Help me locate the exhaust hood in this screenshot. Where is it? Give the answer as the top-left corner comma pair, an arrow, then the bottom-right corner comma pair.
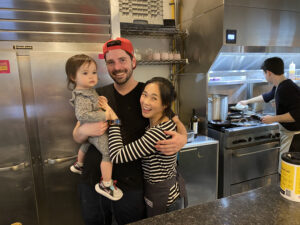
183,0 -> 300,75
0,0 -> 111,42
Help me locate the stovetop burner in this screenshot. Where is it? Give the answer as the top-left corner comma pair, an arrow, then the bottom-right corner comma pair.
208,117 -> 277,134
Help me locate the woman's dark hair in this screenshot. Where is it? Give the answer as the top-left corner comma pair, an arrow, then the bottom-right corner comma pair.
261,57 -> 284,75
65,54 -> 97,90
144,77 -> 177,119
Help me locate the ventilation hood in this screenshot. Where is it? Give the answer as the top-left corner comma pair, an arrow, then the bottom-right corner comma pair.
0,0 -> 112,43
183,0 -> 300,75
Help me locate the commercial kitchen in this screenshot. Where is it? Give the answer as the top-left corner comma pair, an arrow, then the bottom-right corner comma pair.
0,0 -> 300,225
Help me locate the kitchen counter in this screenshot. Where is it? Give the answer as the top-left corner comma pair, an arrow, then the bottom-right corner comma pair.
183,135 -> 218,149
129,185 -> 300,225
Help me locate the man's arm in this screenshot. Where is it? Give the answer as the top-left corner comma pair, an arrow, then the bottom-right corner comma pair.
155,115 -> 187,155
73,121 -> 108,144
262,112 -> 295,124
239,95 -> 264,105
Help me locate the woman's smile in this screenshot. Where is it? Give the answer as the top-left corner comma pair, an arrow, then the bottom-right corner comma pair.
140,83 -> 166,126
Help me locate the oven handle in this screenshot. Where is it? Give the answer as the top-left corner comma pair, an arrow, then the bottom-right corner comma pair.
232,147 -> 278,157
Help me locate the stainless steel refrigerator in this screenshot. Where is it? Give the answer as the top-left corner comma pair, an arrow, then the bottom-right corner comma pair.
0,0 -> 113,224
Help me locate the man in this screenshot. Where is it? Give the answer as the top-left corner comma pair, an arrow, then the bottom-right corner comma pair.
73,37 -> 187,225
239,57 -> 300,172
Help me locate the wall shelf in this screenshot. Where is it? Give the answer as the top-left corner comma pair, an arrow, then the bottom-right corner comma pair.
120,22 -> 184,37
137,59 -> 188,65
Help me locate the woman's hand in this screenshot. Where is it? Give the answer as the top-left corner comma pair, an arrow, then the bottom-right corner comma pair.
98,96 -> 108,110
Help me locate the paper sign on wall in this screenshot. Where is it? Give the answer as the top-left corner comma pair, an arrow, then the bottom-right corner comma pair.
0,60 -> 10,73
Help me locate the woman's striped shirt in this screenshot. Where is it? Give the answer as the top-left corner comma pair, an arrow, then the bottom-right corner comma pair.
108,119 -> 180,205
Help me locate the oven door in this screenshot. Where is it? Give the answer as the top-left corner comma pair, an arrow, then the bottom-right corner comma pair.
231,141 -> 279,184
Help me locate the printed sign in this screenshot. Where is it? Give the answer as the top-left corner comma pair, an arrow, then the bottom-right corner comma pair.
0,60 -> 10,73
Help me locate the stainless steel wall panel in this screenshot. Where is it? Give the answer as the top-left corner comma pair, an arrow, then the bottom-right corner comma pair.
226,0 -> 300,13
0,10 -> 110,24
178,73 -> 207,133
0,0 -> 110,15
0,32 -> 110,43
178,0 -> 223,130
224,5 -> 300,47
0,0 -> 111,42
0,21 -> 110,34
0,51 -> 38,225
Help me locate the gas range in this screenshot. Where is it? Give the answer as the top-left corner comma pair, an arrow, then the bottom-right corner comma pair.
208,120 -> 280,198
208,122 -> 280,148
208,116 -> 280,149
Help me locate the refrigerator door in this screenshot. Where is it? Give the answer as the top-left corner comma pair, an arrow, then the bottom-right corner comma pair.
0,51 -> 38,225
29,51 -> 111,225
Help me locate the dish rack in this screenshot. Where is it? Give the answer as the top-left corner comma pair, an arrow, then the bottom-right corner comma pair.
119,0 -> 163,25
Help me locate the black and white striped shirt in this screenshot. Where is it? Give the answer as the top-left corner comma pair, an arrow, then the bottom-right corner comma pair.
108,119 -> 180,205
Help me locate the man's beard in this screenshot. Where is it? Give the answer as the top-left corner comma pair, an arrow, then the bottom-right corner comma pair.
111,68 -> 133,85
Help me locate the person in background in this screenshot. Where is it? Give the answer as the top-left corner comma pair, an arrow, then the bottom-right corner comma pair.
239,57 -> 300,172
73,38 -> 187,225
100,77 -> 187,217
65,54 -> 123,201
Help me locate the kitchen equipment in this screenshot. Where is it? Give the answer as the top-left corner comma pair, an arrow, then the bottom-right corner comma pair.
208,116 -> 280,198
0,0 -> 112,224
280,152 -> 300,202
209,120 -> 231,128
208,94 -> 228,121
187,130 -> 195,143
178,137 -> 218,206
289,61 -> 296,80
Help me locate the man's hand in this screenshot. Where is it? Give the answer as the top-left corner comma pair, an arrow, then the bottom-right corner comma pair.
238,100 -> 248,106
155,130 -> 187,155
73,121 -> 108,143
261,115 -> 275,124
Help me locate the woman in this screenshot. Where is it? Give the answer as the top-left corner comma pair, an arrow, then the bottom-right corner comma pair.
100,77 -> 187,217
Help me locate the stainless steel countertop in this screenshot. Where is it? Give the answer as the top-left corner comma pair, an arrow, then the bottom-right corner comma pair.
182,135 -> 218,149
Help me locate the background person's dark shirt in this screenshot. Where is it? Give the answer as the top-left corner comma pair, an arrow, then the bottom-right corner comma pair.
262,79 -> 300,131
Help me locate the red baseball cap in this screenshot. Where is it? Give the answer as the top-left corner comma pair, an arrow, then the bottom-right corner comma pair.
103,37 -> 134,57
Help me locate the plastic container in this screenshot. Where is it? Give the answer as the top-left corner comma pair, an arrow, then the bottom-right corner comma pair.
168,51 -> 174,60
280,152 -> 300,202
173,52 -> 181,60
152,51 -> 160,61
289,61 -> 296,80
160,51 -> 169,60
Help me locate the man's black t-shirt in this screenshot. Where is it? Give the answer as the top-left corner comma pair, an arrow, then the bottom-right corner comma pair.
81,82 -> 149,192
262,79 -> 300,131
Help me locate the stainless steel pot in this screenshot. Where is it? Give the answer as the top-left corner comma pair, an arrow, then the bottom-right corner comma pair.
208,94 -> 228,121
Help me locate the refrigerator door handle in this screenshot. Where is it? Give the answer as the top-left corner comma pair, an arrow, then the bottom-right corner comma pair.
44,155 -> 77,165
0,162 -> 30,172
